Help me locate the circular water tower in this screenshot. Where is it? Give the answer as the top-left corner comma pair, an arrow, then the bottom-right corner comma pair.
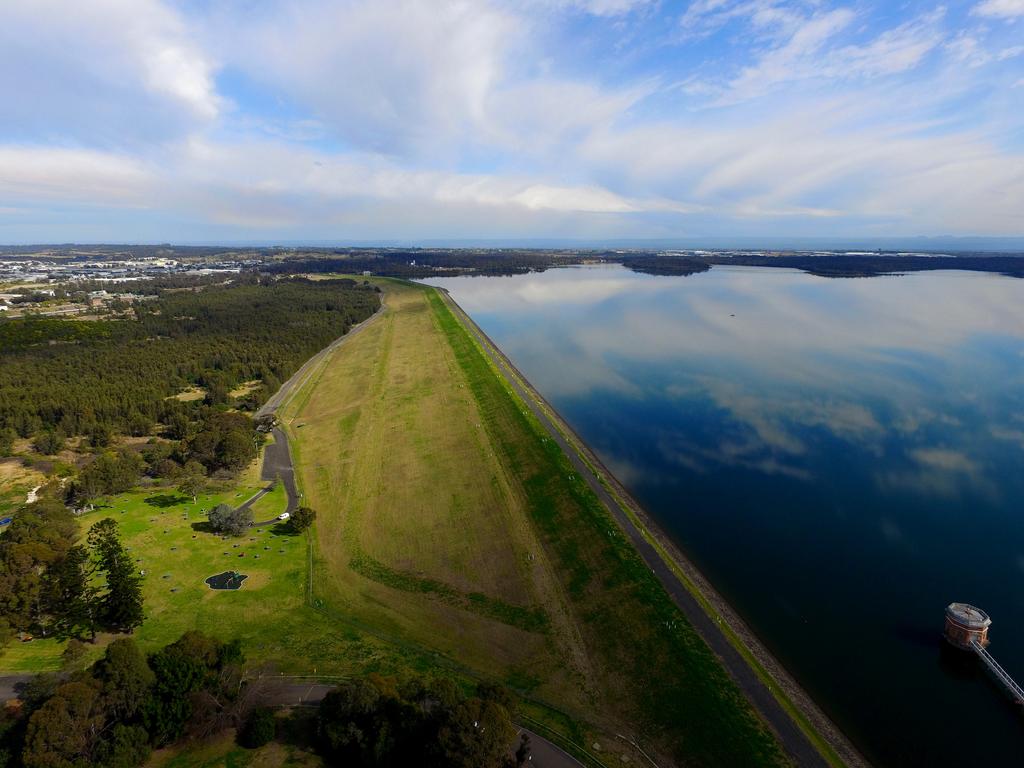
944,602 -> 991,650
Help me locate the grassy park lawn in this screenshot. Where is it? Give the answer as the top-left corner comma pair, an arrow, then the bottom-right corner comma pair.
0,477 -> 288,672
1,446 -> 476,684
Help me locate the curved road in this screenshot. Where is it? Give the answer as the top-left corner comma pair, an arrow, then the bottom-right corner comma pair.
440,290 -> 836,768
244,304 -> 385,524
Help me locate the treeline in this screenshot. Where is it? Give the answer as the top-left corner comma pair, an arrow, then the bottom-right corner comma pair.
0,635 -> 531,768
58,273 -> 230,296
620,254 -> 710,276
0,632 -> 249,768
263,249 -> 589,278
317,674 -> 529,767
0,276 -> 379,440
0,506 -> 142,645
701,253 -> 1024,278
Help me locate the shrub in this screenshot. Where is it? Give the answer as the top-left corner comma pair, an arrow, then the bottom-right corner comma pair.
239,707 -> 276,749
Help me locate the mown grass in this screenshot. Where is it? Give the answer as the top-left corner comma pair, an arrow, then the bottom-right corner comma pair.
281,281 -> 585,705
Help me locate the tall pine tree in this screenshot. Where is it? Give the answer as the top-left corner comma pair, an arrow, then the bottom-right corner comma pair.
88,519 -> 144,633
43,545 -> 97,641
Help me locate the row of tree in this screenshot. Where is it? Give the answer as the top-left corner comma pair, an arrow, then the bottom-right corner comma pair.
0,635 -> 531,768
317,674 -> 530,768
1,632 -> 259,768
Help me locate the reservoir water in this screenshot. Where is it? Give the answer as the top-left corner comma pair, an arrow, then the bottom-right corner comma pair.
424,264 -> 1024,767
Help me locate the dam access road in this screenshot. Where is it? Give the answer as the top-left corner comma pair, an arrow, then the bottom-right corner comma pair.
439,287 -> 862,768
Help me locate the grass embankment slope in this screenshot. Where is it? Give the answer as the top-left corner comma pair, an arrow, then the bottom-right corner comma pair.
280,279 -> 786,767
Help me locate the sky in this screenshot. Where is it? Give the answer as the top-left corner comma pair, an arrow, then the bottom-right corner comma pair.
0,0 -> 1022,244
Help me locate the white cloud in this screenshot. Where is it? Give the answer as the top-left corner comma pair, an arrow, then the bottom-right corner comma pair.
524,0 -> 655,15
831,9 -> 945,77
973,0 -> 1024,18
0,0 -> 1021,240
703,7 -> 945,103
0,0 -> 218,142
220,0 -> 518,156
0,147 -> 152,205
0,139 -> 672,231
578,97 -> 1024,234
724,9 -> 856,100
946,32 -> 1023,68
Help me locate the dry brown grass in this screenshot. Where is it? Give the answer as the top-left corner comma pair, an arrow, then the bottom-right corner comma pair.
281,282 -> 593,708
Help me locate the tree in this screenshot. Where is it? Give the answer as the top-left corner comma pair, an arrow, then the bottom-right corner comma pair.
142,631 -> 236,747
93,724 -> 150,768
0,499 -> 78,634
208,504 -> 252,536
290,506 -> 316,533
42,545 -> 97,640
93,639 -> 155,721
0,427 -> 15,457
62,639 -> 88,670
315,674 -> 517,768
512,733 -> 531,767
68,451 -> 144,507
435,697 -> 516,768
176,472 -> 205,504
238,707 -> 276,748
33,430 -> 64,456
88,519 -> 144,633
126,413 -> 153,438
22,680 -> 106,768
88,423 -> 112,448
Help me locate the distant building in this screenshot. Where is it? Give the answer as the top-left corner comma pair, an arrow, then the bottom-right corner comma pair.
362,270 -> 372,276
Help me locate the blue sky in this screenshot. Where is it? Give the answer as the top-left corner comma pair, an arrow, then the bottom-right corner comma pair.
0,0 -> 1022,243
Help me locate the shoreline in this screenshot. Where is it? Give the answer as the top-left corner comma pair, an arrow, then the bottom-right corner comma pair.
437,286 -> 869,768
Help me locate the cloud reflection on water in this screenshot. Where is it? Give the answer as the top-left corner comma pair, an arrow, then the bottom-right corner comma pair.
426,264 -> 1024,492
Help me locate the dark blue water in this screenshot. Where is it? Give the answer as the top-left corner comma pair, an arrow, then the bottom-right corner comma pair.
425,265 -> 1024,767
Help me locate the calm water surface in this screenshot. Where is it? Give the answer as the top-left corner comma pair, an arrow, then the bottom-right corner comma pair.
424,265 -> 1024,768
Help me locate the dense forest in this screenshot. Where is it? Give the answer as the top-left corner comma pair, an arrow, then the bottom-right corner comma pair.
0,276 -> 379,439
